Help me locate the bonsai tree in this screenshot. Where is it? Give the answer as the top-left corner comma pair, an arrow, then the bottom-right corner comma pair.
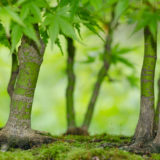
125,0 -> 160,153
65,0 -> 135,135
64,0 -> 108,135
0,0 -> 93,149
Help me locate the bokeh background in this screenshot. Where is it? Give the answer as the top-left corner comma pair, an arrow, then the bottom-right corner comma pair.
0,23 -> 160,136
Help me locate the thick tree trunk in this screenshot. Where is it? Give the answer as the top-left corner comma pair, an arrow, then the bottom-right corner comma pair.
134,27 -> 157,143
7,53 -> 19,97
66,37 -> 76,133
0,36 -> 52,149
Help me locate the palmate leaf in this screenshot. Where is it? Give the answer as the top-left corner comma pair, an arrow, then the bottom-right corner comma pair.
43,12 -> 78,50
42,13 -> 53,26
78,6 -> 104,40
20,5 -> 30,20
114,0 -> 129,23
84,23 -> 104,41
133,10 -> 158,38
4,6 -> 24,26
0,8 -> 11,36
0,6 -> 24,36
11,24 -> 23,53
115,56 -> 134,69
58,16 -> 78,40
19,1 -> 42,23
0,24 -> 10,48
112,44 -> 137,55
29,2 -> 42,22
48,17 -> 59,49
23,22 -> 40,46
56,6 -> 70,16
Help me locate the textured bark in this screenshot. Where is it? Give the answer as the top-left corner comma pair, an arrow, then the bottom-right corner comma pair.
153,78 -> 160,145
66,37 -> 76,131
154,77 -> 160,135
7,53 -> 19,97
134,27 -> 157,143
81,24 -> 113,131
0,36 -> 52,148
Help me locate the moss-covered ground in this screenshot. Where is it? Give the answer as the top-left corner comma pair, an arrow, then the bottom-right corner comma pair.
0,134 -> 160,160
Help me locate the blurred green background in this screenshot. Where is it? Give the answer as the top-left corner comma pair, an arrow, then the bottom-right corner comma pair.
0,24 -> 160,136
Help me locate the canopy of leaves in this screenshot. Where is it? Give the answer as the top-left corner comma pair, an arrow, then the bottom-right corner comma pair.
0,0 -> 103,54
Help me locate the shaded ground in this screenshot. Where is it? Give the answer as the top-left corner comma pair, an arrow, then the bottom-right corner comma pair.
0,134 -> 160,160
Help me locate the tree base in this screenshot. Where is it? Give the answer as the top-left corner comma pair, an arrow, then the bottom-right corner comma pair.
0,128 -> 54,150
121,138 -> 160,154
121,140 -> 144,153
65,127 -> 89,135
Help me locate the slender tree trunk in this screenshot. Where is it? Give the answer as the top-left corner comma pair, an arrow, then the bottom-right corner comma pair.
153,78 -> 160,145
134,27 -> 157,143
7,53 -> 19,97
81,27 -> 113,132
153,77 -> 160,135
81,65 -> 108,130
66,37 -> 76,132
0,36 -> 52,148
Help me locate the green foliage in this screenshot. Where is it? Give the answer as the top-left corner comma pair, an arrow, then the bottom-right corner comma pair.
0,6 -> 24,36
0,0 -> 132,54
11,24 -> 22,53
114,0 -> 129,23
0,24 -> 10,48
110,44 -> 135,69
128,0 -> 159,38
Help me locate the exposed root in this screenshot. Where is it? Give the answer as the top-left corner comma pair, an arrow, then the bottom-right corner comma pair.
140,142 -> 160,153
119,138 -> 160,154
65,127 -> 89,136
33,130 -> 52,136
0,128 -> 54,150
120,139 -> 145,153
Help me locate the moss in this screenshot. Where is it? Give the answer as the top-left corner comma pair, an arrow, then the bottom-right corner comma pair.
0,135 -> 160,160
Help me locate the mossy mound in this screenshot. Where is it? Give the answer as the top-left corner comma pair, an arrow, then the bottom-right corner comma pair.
0,134 -> 160,160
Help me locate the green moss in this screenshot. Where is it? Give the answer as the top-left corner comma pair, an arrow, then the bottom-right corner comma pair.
0,135 -> 160,160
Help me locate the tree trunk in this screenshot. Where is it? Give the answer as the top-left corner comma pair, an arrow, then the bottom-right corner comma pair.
7,53 -> 19,97
153,78 -> 160,145
153,77 -> 160,135
134,27 -> 157,143
81,65 -> 107,131
66,37 -> 76,133
81,26 -> 113,132
0,36 -> 52,149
